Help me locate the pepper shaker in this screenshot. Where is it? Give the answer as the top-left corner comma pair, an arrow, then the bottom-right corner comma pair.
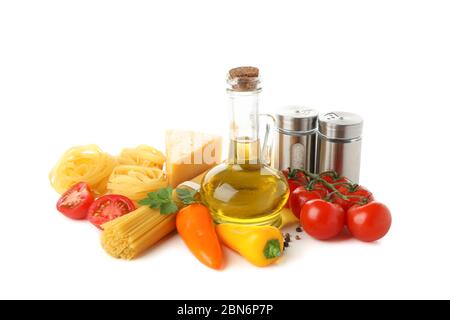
317,111 -> 363,183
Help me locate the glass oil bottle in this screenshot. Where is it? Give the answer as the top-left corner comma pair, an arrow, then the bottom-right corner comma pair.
200,67 -> 289,227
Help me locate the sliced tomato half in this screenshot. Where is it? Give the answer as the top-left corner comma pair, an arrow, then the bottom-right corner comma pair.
87,195 -> 135,229
56,182 -> 94,220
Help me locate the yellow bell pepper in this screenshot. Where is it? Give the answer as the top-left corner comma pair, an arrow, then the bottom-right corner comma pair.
216,224 -> 284,267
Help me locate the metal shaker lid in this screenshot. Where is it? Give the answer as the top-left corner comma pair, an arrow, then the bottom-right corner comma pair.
318,111 -> 363,140
276,106 -> 318,132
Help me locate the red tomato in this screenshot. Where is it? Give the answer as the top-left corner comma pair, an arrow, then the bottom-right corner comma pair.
300,199 -> 345,240
284,180 -> 299,208
289,186 -> 322,219
283,168 -> 309,208
87,195 -> 135,229
282,168 -> 309,186
319,172 -> 350,191
287,179 -> 303,193
333,185 -> 374,212
322,176 -> 350,186
56,182 -> 94,220
347,202 -> 392,242
310,183 -> 329,198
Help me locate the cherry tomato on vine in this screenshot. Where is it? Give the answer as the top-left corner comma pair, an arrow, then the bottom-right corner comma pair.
347,202 -> 391,242
56,182 -> 94,220
282,168 -> 309,186
310,183 -> 329,198
300,199 -> 345,240
285,180 -> 300,208
282,168 -> 309,208
87,195 -> 135,229
333,185 -> 374,212
322,175 -> 350,186
289,186 -> 322,219
287,179 -> 303,194
319,172 -> 350,191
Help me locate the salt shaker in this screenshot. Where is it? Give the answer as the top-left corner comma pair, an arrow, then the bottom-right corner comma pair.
317,111 -> 363,183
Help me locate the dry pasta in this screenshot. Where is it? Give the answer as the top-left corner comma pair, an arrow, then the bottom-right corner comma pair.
117,145 -> 165,169
101,206 -> 176,259
107,165 -> 168,202
49,145 -> 116,196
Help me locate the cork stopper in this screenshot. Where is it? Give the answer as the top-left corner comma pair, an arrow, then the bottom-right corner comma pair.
227,66 -> 260,91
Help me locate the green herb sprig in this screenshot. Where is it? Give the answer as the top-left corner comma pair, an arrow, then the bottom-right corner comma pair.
138,187 -> 198,214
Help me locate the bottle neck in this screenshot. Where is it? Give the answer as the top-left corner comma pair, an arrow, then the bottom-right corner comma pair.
227,89 -> 261,164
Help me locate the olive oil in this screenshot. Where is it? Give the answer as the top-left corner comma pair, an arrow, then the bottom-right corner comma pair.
200,156 -> 289,226
200,67 -> 289,226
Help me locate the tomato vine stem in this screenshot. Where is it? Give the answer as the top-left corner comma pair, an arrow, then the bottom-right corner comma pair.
287,168 -> 372,205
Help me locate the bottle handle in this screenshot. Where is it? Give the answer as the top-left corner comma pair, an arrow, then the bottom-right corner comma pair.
259,113 -> 276,165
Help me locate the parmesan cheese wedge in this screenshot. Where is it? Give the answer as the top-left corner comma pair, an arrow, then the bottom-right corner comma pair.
165,130 -> 222,187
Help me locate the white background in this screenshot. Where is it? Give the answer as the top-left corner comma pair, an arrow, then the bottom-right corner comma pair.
1,0 -> 449,300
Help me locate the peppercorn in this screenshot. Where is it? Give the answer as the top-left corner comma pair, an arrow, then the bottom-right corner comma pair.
284,233 -> 291,243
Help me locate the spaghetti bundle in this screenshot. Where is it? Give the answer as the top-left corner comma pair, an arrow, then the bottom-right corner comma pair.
49,145 -> 116,195
107,165 -> 168,201
101,206 -> 176,259
117,145 -> 165,169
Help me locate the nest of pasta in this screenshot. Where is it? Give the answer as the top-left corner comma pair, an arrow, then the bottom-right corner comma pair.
50,144 -> 168,202
107,165 -> 168,202
117,145 -> 165,169
49,145 -> 117,196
